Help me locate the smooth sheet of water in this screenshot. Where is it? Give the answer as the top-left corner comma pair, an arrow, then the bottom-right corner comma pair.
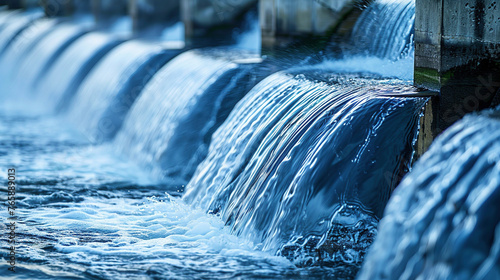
114,49 -> 266,183
37,32 -> 124,113
8,23 -> 89,96
0,10 -> 44,54
67,40 -> 179,142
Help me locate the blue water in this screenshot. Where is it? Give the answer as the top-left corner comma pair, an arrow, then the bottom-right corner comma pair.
358,109 -> 500,280
0,9 -> 44,54
0,1 -> 451,279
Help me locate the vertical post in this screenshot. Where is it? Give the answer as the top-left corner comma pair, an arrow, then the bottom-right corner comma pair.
129,0 -> 179,34
182,0 -> 257,48
6,0 -> 22,9
91,0 -> 128,26
21,0 -> 39,9
41,0 -> 74,17
260,0 -> 358,56
415,0 -> 500,134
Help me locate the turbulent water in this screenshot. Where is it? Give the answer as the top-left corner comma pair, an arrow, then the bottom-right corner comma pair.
0,2 -> 438,280
358,109 -> 500,280
0,113 -> 309,280
184,71 -> 427,270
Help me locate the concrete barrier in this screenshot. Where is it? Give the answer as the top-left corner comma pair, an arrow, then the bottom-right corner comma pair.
4,0 -> 22,9
91,0 -> 128,26
415,0 -> 500,133
182,0 -> 257,48
260,0 -> 359,55
130,0 -> 179,34
41,0 -> 74,17
21,0 -> 39,8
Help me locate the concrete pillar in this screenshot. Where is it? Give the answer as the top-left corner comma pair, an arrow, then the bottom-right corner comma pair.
260,0 -> 357,55
91,0 -> 128,25
130,0 -> 179,34
1,0 -> 40,9
415,0 -> 500,133
21,0 -> 39,8
41,0 -> 74,17
182,0 -> 257,48
6,0 -> 22,9
73,0 -> 91,14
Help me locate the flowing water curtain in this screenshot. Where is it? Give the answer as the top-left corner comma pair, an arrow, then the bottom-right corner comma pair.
358,108 -> 500,280
37,32 -> 124,113
0,11 -> 45,93
0,9 -> 21,28
8,24 -> 89,97
66,40 -> 177,143
350,0 -> 415,60
185,70 -> 428,271
0,10 -> 44,56
0,18 -> 59,83
113,49 -> 267,185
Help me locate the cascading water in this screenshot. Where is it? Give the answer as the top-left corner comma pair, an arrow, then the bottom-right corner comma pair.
0,9 -> 43,54
311,0 -> 416,87
113,49 -> 267,183
0,18 -> 59,75
350,0 -> 415,60
0,9 -> 20,27
184,71 -> 427,272
0,18 -> 59,96
37,32 -> 124,113
0,1 -> 444,279
7,24 -> 89,96
358,108 -> 500,280
66,41 -> 179,142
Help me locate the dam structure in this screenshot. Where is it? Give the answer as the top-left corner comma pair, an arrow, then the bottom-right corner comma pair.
0,0 -> 498,279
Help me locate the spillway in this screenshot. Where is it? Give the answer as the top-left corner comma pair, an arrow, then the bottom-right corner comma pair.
2,0 -> 496,279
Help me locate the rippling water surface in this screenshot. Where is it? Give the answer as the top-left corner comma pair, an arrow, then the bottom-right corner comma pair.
0,110 -> 352,279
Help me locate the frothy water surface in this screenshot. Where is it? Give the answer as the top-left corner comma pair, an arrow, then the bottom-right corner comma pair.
0,109 -> 347,279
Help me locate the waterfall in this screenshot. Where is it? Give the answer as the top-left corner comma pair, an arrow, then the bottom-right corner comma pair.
358,108 -> 500,279
66,41 -> 179,142
37,32 -> 124,113
0,3 -> 442,279
0,18 -> 58,89
7,24 -> 89,96
0,10 -> 44,54
184,70 -> 427,270
0,9 -> 20,28
350,0 -> 415,60
113,49 -> 267,184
